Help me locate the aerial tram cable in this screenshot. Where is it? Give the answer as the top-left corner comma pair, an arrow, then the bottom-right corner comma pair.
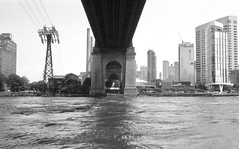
32,0 -> 48,25
39,0 -> 53,25
17,0 -> 39,29
24,0 -> 43,27
19,0 -> 59,92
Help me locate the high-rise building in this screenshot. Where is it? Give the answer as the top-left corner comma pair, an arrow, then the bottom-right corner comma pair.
163,60 -> 169,80
139,66 -> 147,81
168,64 -> 175,80
174,62 -> 179,82
216,16 -> 238,72
163,62 -> 179,82
86,28 -> 94,73
179,42 -> 195,85
0,33 -> 17,77
147,50 -> 157,82
196,21 -> 229,84
159,72 -> 162,80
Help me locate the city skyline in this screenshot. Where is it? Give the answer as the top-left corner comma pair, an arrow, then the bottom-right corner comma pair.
1,0 -> 239,82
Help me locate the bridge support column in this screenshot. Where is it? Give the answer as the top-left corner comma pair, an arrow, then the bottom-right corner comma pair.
124,47 -> 137,95
90,51 -> 105,95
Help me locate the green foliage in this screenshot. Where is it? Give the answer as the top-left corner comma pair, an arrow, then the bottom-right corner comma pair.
0,74 -> 31,92
64,73 -> 79,86
61,73 -> 81,94
224,85 -> 232,92
83,77 -> 91,87
20,76 -> 30,90
81,77 -> 91,94
195,83 -> 207,91
105,80 -> 113,88
233,84 -> 239,92
6,74 -> 24,92
29,80 -> 47,92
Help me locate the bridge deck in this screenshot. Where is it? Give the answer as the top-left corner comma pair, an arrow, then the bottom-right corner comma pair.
81,0 -> 146,50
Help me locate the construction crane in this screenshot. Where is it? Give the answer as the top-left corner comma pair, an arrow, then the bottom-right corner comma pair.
38,26 -> 59,91
178,31 -> 184,44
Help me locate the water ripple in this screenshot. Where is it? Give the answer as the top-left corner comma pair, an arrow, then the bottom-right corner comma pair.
0,96 -> 239,148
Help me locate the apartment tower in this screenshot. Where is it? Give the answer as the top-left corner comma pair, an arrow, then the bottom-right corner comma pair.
196,21 -> 229,84
139,66 -> 147,81
147,50 -> 157,82
163,60 -> 169,80
174,62 -> 179,82
86,28 -> 94,73
178,42 -> 195,85
0,33 -> 17,77
216,16 -> 238,72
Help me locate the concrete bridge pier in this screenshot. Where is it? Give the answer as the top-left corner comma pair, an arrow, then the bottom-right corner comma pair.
90,46 -> 137,96
90,48 -> 104,95
124,46 -> 137,96
81,0 -> 146,96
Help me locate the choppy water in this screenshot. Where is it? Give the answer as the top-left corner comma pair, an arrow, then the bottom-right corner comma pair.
0,96 -> 239,149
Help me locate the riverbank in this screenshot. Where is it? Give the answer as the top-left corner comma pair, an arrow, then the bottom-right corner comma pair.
0,91 -> 104,97
1,91 -> 239,97
0,92 -> 12,97
138,92 -> 239,97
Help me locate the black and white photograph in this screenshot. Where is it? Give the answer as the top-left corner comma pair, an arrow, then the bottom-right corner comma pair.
1,0 -> 239,148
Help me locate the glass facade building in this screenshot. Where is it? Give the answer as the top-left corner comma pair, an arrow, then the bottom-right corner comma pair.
196,21 -> 229,84
216,16 -> 238,73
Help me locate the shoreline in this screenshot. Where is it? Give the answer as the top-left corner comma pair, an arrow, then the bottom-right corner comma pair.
137,92 -> 239,97
1,91 -> 239,97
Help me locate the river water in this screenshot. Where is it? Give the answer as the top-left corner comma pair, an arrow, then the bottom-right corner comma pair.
0,96 -> 239,149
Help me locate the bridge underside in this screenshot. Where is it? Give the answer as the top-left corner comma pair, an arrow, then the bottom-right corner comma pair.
81,0 -> 146,95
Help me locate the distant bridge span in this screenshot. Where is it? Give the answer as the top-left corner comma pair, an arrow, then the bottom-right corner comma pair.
81,0 -> 146,95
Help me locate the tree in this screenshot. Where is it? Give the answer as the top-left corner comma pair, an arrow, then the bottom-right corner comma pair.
6,74 -> 23,92
233,84 -> 239,92
224,85 -> 232,93
29,81 -> 38,90
29,80 -> 47,93
83,77 -> 91,87
21,76 -> 30,90
105,80 -> 113,88
64,73 -> 79,86
195,83 -> 207,91
62,73 -> 81,94
81,77 -> 91,94
0,73 -> 6,91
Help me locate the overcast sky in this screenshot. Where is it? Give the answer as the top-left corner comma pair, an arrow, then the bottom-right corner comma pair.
1,0 -> 239,82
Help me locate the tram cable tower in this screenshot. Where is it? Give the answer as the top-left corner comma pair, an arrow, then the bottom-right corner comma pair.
38,26 -> 59,90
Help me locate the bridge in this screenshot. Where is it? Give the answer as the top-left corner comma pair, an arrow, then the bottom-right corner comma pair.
81,0 -> 146,95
